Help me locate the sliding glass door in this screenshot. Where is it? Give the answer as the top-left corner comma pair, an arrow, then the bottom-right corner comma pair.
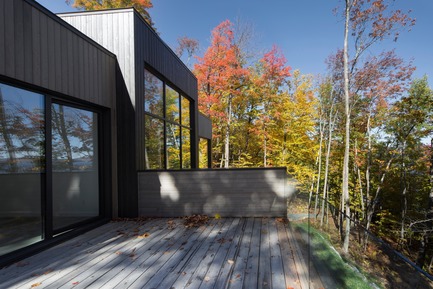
51,103 -> 100,231
0,83 -> 44,256
0,82 -> 103,257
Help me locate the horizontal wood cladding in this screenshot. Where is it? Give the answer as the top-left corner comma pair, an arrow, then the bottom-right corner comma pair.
138,168 -> 292,217
0,0 -> 116,108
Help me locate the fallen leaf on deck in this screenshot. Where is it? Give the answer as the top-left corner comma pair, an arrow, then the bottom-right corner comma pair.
227,259 -> 234,264
16,261 -> 29,267
115,251 -> 122,255
276,217 -> 289,224
72,281 -> 80,285
204,276 -> 210,282
217,238 -> 226,244
138,232 -> 150,238
214,213 -> 221,219
236,274 -> 241,279
183,215 -> 209,228
31,283 -> 42,287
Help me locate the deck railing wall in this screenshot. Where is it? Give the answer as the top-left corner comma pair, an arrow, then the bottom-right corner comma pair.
138,168 -> 293,217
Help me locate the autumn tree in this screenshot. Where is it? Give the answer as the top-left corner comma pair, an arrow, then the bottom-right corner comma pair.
65,0 -> 154,26
335,0 -> 414,254
175,36 -> 199,69
194,20 -> 249,168
251,45 -> 291,167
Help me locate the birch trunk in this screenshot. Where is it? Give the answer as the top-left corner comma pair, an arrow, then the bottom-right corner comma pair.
342,0 -> 352,254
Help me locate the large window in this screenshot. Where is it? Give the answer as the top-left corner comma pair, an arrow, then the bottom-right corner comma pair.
0,81 -> 104,257
51,104 -> 99,230
144,69 -> 192,170
0,83 -> 44,255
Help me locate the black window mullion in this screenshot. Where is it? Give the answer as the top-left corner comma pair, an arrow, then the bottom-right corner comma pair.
44,96 -> 53,240
163,83 -> 167,169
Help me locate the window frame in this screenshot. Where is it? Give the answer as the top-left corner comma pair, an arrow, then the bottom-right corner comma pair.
0,77 -> 111,266
143,67 -> 193,170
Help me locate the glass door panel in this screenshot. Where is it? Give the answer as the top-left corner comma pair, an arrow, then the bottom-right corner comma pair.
51,104 -> 99,230
0,83 -> 44,256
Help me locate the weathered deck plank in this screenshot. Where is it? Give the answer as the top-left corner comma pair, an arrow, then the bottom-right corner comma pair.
1,221 -> 137,288
0,218 -> 309,289
269,219 -> 287,289
152,218 -> 221,289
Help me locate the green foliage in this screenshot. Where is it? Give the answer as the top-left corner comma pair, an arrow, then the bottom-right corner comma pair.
293,222 -> 378,289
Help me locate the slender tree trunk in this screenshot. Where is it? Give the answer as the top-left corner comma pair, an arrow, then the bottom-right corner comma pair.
342,0 -> 352,254
320,106 -> 336,227
314,121 -> 324,216
223,96 -> 232,168
308,175 -> 316,209
0,88 -> 18,172
400,141 -> 407,240
263,132 -> 267,167
365,110 -> 373,219
428,137 -> 433,221
363,156 -> 394,249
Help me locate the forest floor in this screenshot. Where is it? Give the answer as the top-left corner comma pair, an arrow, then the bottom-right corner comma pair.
288,194 -> 433,289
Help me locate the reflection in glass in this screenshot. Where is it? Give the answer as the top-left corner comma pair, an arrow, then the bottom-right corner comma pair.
0,83 -> 44,256
199,138 -> 210,169
166,123 -> 180,169
52,104 -> 99,230
181,96 -> 190,128
182,128 -> 191,169
145,116 -> 164,169
144,69 -> 163,117
166,85 -> 179,123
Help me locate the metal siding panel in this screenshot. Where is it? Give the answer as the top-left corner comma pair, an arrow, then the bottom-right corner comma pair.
13,0 -> 25,80
66,30 -> 72,95
4,0 -> 15,78
94,47 -> 99,103
0,0 -> 5,74
61,27 -> 69,95
31,7 -> 41,86
78,37 -> 85,99
54,23 -> 62,92
88,43 -> 94,101
83,40 -> 89,101
39,11 -> 49,88
23,2 -> 33,83
135,17 -> 143,170
47,18 -> 55,90
71,33 -> 78,97
102,13 -> 108,48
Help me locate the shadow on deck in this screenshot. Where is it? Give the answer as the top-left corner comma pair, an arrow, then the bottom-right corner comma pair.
0,218 -> 311,289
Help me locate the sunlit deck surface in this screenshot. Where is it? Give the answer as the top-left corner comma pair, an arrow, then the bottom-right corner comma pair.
0,218 -> 309,289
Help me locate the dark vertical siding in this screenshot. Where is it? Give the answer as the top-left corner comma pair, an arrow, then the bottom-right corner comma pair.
133,12 -> 199,169
0,0 -> 119,217
0,0 -> 116,108
59,10 -> 201,169
0,0 -> 5,73
59,10 -> 140,217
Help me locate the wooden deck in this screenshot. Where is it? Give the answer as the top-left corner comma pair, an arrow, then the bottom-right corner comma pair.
0,218 -> 309,289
